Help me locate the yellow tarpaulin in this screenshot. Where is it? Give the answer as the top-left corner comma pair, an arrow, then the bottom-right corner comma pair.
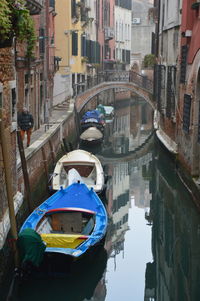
41,233 -> 87,248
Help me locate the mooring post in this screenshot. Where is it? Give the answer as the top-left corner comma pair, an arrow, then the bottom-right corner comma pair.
17,130 -> 32,212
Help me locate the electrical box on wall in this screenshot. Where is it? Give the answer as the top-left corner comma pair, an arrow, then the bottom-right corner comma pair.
132,18 -> 141,24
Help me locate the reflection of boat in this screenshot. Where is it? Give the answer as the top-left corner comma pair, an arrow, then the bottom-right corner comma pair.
81,110 -> 105,132
16,246 -> 108,301
52,149 -> 104,193
80,126 -> 104,145
18,182 -> 108,266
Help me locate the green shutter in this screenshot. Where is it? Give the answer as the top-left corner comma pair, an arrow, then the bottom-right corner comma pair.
72,32 -> 78,56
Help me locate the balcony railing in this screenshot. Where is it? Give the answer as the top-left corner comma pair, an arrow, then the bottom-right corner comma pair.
26,0 -> 43,15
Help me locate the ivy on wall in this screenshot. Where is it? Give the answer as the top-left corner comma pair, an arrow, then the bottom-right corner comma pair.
0,0 -> 36,57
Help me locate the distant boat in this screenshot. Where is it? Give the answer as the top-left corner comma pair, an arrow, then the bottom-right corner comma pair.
80,126 -> 104,145
96,104 -> 114,124
80,110 -> 105,132
51,149 -> 104,194
103,105 -> 114,118
18,182 -> 108,267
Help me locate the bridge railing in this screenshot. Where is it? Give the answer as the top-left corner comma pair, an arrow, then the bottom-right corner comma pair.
74,70 -> 153,96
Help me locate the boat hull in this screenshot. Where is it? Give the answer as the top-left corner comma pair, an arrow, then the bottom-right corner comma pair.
18,183 -> 108,272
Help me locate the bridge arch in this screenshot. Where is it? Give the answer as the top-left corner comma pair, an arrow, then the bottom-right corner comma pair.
75,81 -> 155,113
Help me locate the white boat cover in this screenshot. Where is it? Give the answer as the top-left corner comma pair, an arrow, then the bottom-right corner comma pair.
68,168 -> 83,186
80,127 -> 103,140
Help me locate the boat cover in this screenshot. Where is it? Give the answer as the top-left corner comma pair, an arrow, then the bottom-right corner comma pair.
68,168 -> 83,186
80,127 -> 103,140
17,228 -> 46,267
81,110 -> 102,123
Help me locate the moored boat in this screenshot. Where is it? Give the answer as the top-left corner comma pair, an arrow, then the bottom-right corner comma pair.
51,149 -> 104,193
80,110 -> 105,132
80,126 -> 104,145
18,182 -> 108,270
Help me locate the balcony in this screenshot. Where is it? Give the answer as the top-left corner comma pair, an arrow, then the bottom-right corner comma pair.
104,27 -> 115,41
25,0 -> 43,15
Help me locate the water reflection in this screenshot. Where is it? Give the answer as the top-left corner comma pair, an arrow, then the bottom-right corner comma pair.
102,94 -> 153,157
147,142 -> 200,301
16,247 -> 107,301
13,93 -> 200,300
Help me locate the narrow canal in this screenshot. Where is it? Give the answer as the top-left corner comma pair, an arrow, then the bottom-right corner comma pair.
13,94 -> 200,301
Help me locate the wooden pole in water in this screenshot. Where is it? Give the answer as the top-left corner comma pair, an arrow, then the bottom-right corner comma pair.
0,115 -> 19,267
17,130 -> 32,212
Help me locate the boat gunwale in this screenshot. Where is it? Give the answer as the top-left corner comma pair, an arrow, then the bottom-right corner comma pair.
45,207 -> 96,215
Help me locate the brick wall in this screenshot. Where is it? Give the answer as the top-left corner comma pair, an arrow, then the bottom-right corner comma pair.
17,112 -> 76,207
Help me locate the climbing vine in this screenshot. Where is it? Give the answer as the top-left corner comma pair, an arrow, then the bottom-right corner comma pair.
0,0 -> 36,57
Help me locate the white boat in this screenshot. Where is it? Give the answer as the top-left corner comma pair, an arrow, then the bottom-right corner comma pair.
80,127 -> 104,144
103,105 -> 114,123
52,149 -> 104,193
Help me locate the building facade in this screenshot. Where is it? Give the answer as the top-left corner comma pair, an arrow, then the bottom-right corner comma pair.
131,0 -> 155,71
115,0 -> 132,71
154,0 -> 200,179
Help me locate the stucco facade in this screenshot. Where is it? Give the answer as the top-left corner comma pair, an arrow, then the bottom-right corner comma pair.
115,0 -> 132,71
131,0 -> 155,70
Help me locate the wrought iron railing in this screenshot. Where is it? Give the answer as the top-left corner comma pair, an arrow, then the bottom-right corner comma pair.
74,70 -> 153,97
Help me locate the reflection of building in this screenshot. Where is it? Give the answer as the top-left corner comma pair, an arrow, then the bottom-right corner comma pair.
129,153 -> 152,209
129,96 -> 153,150
105,162 -> 131,260
148,142 -> 200,300
113,99 -> 130,154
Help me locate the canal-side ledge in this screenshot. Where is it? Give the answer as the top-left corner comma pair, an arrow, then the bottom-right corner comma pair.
0,99 -> 75,250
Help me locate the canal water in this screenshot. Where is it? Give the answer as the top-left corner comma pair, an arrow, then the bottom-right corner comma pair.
12,94 -> 200,300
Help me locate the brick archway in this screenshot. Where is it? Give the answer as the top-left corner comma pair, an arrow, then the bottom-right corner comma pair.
75,81 -> 155,113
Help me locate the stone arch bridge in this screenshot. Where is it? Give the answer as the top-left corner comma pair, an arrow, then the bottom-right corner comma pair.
75,71 -> 155,113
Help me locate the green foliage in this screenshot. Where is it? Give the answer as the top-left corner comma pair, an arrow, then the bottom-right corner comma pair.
0,0 -> 12,39
0,0 -> 36,57
143,54 -> 156,68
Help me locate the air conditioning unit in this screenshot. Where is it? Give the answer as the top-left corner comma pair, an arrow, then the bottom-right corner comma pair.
132,18 -> 141,24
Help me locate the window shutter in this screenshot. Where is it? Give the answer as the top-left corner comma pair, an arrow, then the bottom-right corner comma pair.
72,31 -> 78,56
180,45 -> 188,84
81,35 -> 86,57
183,94 -> 192,133
39,28 -> 45,54
166,66 -> 176,118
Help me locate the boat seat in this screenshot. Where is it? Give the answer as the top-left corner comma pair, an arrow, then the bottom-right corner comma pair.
64,165 -> 94,177
82,218 -> 95,235
51,212 -> 82,234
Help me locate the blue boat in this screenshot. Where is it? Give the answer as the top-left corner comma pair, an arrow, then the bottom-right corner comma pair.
80,110 -> 105,132
19,182 -> 108,266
